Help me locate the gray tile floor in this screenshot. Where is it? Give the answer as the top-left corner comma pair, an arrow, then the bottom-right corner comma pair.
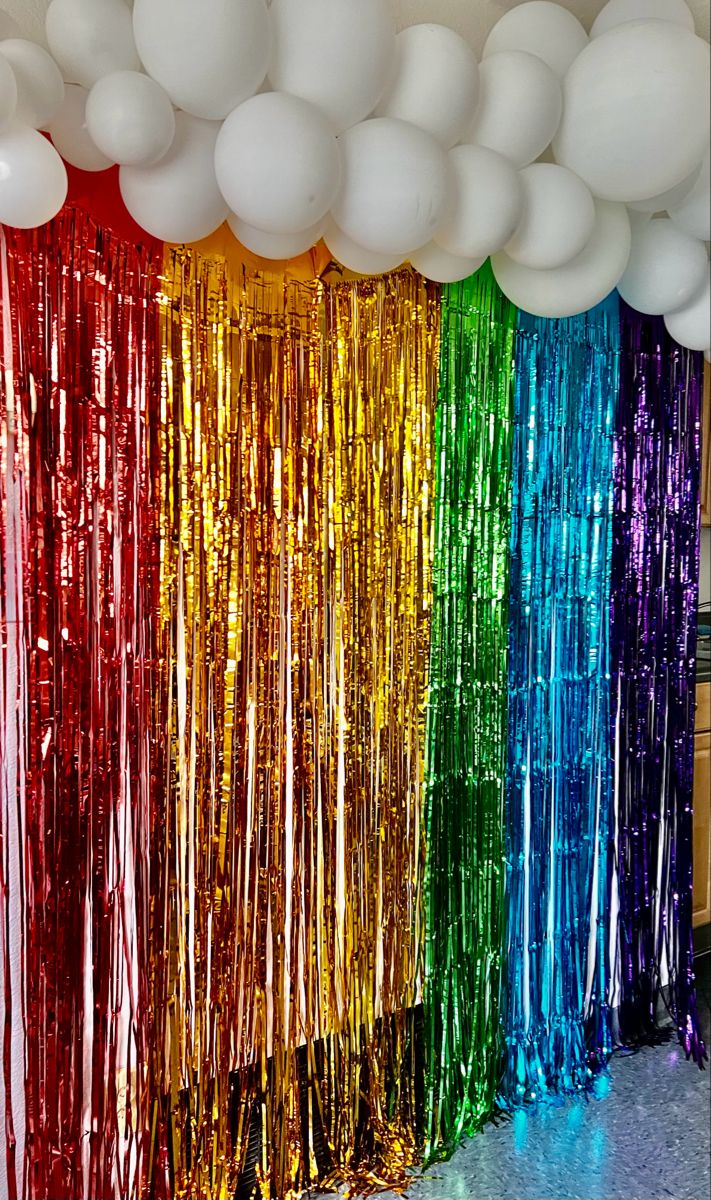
339,955 -> 711,1200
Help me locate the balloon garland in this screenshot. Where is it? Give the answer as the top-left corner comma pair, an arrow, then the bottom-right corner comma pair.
0,0 -> 708,349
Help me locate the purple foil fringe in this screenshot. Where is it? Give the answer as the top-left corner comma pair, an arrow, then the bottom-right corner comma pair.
611,304 -> 706,1065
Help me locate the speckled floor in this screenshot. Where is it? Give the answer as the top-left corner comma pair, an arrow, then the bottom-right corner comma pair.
332,954 -> 711,1200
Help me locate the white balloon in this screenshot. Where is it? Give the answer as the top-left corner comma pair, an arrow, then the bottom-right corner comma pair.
215,92 -> 340,235
628,165 -> 701,213
49,83 -> 113,171
410,241 -> 483,284
617,216 -> 708,314
0,40 -> 63,130
669,148 -> 710,241
0,121 -> 67,226
46,0 -> 140,89
228,213 -> 324,259
120,112 -> 229,243
553,21 -> 710,203
86,71 -> 175,166
133,0 -> 270,121
374,24 -> 479,149
268,0 -> 395,134
664,277 -> 711,350
331,118 -> 451,257
591,0 -> 695,37
323,220 -> 404,275
0,53 -> 17,130
465,51 -> 562,170
505,164 -> 596,269
491,200 -> 631,318
482,1 -> 588,79
435,144 -> 523,260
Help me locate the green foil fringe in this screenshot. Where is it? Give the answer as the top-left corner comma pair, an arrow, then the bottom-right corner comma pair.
424,265 -> 516,1158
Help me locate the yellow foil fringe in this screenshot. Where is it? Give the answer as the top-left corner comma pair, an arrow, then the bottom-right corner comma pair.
151,247 -> 440,1198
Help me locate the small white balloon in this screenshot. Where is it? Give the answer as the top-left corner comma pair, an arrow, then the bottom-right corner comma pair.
664,277 -> 711,350
134,0 -> 270,122
591,0 -> 695,37
374,24 -> 479,149
86,71 -> 175,166
628,165 -> 702,213
617,216 -> 708,314
435,144 -> 523,260
0,40 -> 64,130
323,220 -> 404,276
228,213 -> 324,260
465,51 -> 562,170
505,164 -> 596,270
669,148 -> 710,241
553,22 -> 710,203
49,83 -> 113,171
0,121 -> 68,226
410,241 -> 483,284
215,92 -> 341,235
120,112 -> 229,243
268,0 -> 395,134
491,200 -> 632,318
482,1 -> 588,79
331,118 -> 451,257
0,53 -> 17,130
46,0 -> 140,89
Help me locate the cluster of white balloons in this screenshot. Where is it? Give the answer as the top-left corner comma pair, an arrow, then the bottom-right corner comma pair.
0,0 -> 708,354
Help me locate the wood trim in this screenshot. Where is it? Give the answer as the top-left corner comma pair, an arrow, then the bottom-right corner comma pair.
702,362 -> 710,527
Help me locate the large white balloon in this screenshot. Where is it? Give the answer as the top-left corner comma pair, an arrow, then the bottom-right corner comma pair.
482,1 -> 588,79
628,165 -> 701,213
491,200 -> 631,318
465,51 -> 562,170
668,148 -> 710,241
46,0 -> 140,89
591,0 -> 695,37
331,118 -> 451,257
505,164 -> 596,269
0,54 -> 17,131
133,0 -> 270,121
229,213 -> 325,260
86,72 -> 175,166
617,216 -> 708,314
215,92 -> 341,234
323,220 -> 405,276
664,277 -> 711,350
434,144 -> 523,260
49,83 -> 113,171
120,112 -> 229,243
0,40 -> 64,130
268,0 -> 395,134
0,121 -> 68,226
374,24 -> 479,149
410,241 -> 483,284
553,21 -> 711,203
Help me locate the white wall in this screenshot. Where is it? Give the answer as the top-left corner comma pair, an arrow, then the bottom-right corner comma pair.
4,0 -> 711,50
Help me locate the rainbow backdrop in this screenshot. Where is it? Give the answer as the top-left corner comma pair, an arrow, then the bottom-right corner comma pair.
0,208 -> 705,1200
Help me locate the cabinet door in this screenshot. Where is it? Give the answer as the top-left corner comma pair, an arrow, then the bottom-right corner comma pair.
693,730 -> 711,929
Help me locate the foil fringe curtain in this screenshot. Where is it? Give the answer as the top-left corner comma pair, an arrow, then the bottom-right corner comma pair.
0,209 -> 706,1200
0,213 -> 161,1200
503,296 -> 620,1103
610,305 -> 706,1065
424,267 -> 515,1156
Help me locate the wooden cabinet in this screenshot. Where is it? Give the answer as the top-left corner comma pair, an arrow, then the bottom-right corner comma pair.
693,681 -> 711,929
702,364 -> 710,526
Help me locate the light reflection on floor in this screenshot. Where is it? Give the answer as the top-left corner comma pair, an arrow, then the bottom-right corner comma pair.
336,955 -> 711,1200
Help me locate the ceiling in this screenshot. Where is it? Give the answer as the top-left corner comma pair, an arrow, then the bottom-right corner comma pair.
5,0 -> 711,49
